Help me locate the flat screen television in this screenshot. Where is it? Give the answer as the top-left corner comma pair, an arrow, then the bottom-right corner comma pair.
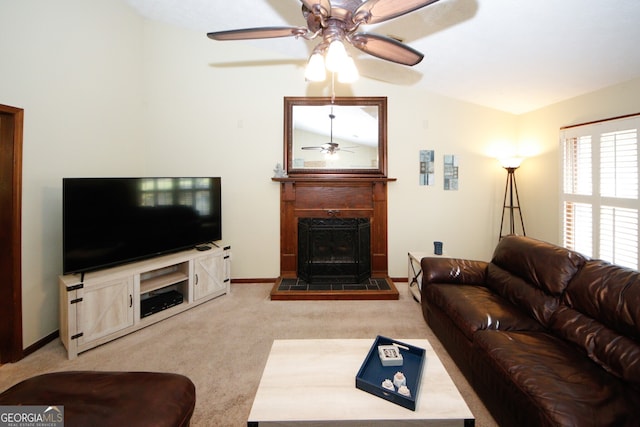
63,177 -> 222,274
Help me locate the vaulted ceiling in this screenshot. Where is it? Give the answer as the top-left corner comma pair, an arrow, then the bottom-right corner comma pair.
125,0 -> 640,114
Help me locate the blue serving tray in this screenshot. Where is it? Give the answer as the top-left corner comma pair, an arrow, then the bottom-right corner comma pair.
355,336 -> 426,411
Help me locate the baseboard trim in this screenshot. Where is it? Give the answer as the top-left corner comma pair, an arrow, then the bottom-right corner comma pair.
231,278 -> 278,284
23,330 -> 59,359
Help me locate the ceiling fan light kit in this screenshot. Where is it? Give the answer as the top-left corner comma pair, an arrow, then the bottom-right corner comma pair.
337,56 -> 359,83
206,0 -> 441,83
310,40 -> 359,83
305,53 -> 327,82
325,40 -> 348,72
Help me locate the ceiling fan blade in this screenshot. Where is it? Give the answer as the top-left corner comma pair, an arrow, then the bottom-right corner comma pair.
354,0 -> 441,25
350,33 -> 424,66
300,0 -> 331,16
207,26 -> 307,41
301,146 -> 324,150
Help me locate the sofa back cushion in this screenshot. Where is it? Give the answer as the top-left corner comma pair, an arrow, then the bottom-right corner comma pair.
565,260 -> 640,340
551,259 -> 640,385
486,263 -> 560,327
491,235 -> 587,296
486,236 -> 587,327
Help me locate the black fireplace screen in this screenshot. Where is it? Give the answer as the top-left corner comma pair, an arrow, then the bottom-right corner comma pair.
298,218 -> 371,283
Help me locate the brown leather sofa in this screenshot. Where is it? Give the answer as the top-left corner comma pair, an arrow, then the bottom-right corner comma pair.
0,371 -> 196,426
420,235 -> 640,427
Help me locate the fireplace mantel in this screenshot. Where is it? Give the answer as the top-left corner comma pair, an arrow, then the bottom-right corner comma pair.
272,176 -> 396,279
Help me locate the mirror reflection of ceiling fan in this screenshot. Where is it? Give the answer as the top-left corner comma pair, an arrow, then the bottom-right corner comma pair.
207,0 -> 442,69
301,109 -> 357,155
303,141 -> 352,155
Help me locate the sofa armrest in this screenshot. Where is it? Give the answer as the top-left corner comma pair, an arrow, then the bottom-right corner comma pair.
420,257 -> 488,287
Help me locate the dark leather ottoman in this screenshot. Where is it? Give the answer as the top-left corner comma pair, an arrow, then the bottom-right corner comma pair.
0,371 -> 196,427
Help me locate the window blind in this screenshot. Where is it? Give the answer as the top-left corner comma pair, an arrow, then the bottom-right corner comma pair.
560,115 -> 640,269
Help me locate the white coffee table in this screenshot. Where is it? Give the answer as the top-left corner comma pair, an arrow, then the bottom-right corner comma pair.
248,338 -> 474,426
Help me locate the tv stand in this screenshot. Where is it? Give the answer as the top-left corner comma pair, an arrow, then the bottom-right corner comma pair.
59,242 -> 231,359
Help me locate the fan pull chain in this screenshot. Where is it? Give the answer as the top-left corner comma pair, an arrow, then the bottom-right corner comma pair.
331,72 -> 336,104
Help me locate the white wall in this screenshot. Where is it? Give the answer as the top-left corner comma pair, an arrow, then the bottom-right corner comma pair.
0,0 -> 144,347
515,77 -> 640,244
386,89 -> 517,270
139,21 -> 288,280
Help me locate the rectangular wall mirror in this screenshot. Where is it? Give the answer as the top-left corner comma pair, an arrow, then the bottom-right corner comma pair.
284,97 -> 387,176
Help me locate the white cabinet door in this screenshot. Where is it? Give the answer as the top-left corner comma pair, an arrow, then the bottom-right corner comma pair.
193,252 -> 226,300
77,276 -> 134,345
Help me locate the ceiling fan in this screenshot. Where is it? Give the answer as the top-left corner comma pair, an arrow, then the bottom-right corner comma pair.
207,0 -> 442,68
301,108 -> 356,155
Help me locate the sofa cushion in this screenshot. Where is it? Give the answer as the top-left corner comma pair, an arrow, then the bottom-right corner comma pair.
564,259 -> 640,341
486,263 -> 561,327
550,259 -> 640,385
424,283 -> 544,340
551,306 -> 640,386
491,235 -> 587,296
473,330 -> 640,427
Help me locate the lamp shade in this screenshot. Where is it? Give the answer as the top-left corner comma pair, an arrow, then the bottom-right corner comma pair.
499,157 -> 523,169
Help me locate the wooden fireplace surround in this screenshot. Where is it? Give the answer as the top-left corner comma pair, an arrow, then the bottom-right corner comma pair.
272,176 -> 396,279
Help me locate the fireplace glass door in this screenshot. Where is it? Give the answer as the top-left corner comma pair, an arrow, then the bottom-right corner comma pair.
298,218 -> 371,283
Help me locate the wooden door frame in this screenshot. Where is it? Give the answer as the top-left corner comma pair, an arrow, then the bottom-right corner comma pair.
0,103 -> 23,363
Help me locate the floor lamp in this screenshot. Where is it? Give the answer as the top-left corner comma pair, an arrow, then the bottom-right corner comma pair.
499,158 -> 526,239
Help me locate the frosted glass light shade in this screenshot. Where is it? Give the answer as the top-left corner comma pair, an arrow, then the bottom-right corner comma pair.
305,53 -> 326,82
325,40 -> 348,72
338,56 -> 359,83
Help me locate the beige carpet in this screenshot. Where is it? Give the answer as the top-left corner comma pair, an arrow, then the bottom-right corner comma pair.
0,282 -> 497,427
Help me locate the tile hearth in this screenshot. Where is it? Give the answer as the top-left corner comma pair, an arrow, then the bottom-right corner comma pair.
271,277 -> 399,301
278,277 -> 391,292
